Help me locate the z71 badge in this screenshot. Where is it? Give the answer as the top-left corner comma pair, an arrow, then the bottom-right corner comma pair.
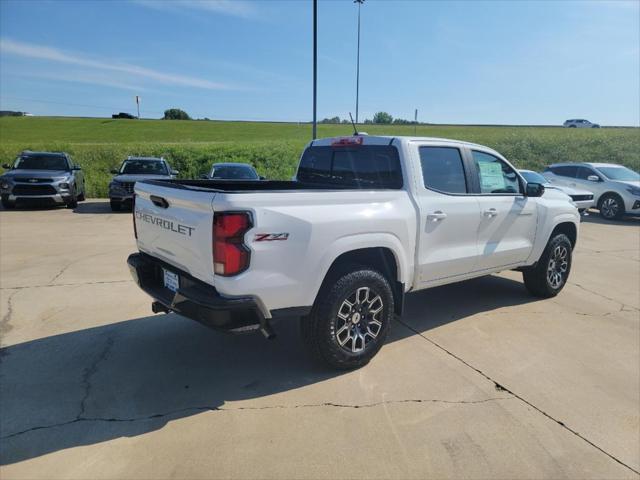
254,233 -> 289,242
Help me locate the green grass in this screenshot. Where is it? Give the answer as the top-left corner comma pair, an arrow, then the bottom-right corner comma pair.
1,116 -> 638,198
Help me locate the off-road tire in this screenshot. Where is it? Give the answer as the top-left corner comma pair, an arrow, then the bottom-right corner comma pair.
301,265 -> 394,370
523,233 -> 572,298
78,191 -> 85,202
598,193 -> 624,220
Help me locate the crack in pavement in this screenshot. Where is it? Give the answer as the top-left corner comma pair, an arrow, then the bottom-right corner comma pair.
0,290 -> 17,344
568,282 -> 639,312
77,335 -> 115,419
0,396 -> 514,441
47,249 -> 126,285
396,318 -> 640,476
0,280 -> 133,291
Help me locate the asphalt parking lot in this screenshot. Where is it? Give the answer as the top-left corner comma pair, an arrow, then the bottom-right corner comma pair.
1,200 -> 638,479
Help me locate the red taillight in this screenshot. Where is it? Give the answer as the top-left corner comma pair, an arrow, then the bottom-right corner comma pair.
213,212 -> 252,276
331,136 -> 364,147
132,194 -> 138,239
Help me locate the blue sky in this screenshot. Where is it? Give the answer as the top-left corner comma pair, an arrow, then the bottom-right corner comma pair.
0,0 -> 638,125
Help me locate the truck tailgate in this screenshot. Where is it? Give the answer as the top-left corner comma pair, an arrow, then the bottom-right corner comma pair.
134,182 -> 217,284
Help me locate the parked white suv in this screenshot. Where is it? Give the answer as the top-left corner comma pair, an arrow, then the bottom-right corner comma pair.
128,136 -> 580,369
563,119 -> 600,128
543,163 -> 640,220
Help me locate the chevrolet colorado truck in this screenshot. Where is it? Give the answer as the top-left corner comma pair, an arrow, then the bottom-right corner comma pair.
128,135 -> 580,369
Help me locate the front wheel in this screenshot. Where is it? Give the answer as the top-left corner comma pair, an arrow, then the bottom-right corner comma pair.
599,194 -> 624,220
301,266 -> 394,370
523,233 -> 572,298
66,193 -> 78,209
1,197 -> 15,209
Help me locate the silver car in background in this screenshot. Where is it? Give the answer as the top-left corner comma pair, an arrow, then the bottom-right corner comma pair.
519,170 -> 594,214
0,151 -> 86,209
563,119 -> 600,128
543,163 -> 640,220
109,157 -> 178,211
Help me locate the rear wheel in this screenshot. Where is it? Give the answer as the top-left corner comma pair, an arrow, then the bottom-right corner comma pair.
78,190 -> 85,202
523,233 -> 572,298
599,193 -> 624,220
110,200 -> 121,211
301,266 -> 394,370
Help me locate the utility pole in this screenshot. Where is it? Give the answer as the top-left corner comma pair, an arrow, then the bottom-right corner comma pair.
135,95 -> 140,119
354,0 -> 364,124
312,0 -> 318,139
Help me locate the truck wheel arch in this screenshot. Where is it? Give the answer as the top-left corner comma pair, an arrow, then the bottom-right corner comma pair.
315,247 -> 405,316
549,221 -> 577,249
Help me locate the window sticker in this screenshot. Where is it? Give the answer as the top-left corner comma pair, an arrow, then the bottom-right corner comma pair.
479,161 -> 505,191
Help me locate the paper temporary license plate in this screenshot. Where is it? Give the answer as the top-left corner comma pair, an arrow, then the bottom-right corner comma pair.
163,269 -> 179,292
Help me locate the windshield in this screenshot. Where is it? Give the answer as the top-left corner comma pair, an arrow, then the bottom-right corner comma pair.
595,166 -> 639,182
520,171 -> 549,185
120,160 -> 168,175
211,165 -> 259,180
14,155 -> 69,171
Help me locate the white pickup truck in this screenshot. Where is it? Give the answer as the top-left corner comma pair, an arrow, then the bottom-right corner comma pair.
128,135 -> 580,369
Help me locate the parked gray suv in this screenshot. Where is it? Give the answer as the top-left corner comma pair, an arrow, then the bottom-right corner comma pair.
108,156 -> 177,211
0,151 -> 85,209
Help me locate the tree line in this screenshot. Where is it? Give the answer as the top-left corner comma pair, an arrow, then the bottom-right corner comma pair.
320,112 -> 417,125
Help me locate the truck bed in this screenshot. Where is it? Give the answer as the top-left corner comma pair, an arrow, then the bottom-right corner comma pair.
141,178 -> 400,193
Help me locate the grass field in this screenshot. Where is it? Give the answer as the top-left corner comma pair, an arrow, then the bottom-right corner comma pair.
1,116 -> 638,197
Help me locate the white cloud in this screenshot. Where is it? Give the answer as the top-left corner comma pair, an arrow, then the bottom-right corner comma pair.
0,38 -> 236,90
133,0 -> 256,18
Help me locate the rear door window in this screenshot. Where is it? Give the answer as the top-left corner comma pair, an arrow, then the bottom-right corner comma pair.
419,147 -> 467,194
297,146 -> 402,188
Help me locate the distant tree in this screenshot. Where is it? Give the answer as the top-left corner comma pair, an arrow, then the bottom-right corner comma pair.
163,108 -> 191,120
363,119 -> 373,124
341,119 -> 350,124
373,111 -> 393,124
320,116 -> 341,124
393,118 -> 415,125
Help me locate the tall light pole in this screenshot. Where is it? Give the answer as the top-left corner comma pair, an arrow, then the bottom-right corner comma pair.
354,0 -> 364,124
312,0 -> 318,139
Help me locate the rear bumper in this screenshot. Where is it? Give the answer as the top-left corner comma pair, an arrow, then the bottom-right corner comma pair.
127,252 -> 273,335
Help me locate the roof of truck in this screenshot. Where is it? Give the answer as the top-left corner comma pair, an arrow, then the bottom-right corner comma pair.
311,135 -> 487,149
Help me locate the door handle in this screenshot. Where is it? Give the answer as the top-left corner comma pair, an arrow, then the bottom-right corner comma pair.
483,208 -> 498,218
427,211 -> 447,221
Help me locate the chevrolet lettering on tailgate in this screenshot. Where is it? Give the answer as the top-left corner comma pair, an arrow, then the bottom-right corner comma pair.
135,211 -> 194,237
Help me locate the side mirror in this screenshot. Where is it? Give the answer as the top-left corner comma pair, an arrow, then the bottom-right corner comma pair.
259,176 -> 266,180
110,169 -> 119,174
2,164 -> 11,169
72,165 -> 81,171
587,175 -> 600,182
525,182 -> 545,197
199,174 -> 209,179
171,170 -> 179,176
